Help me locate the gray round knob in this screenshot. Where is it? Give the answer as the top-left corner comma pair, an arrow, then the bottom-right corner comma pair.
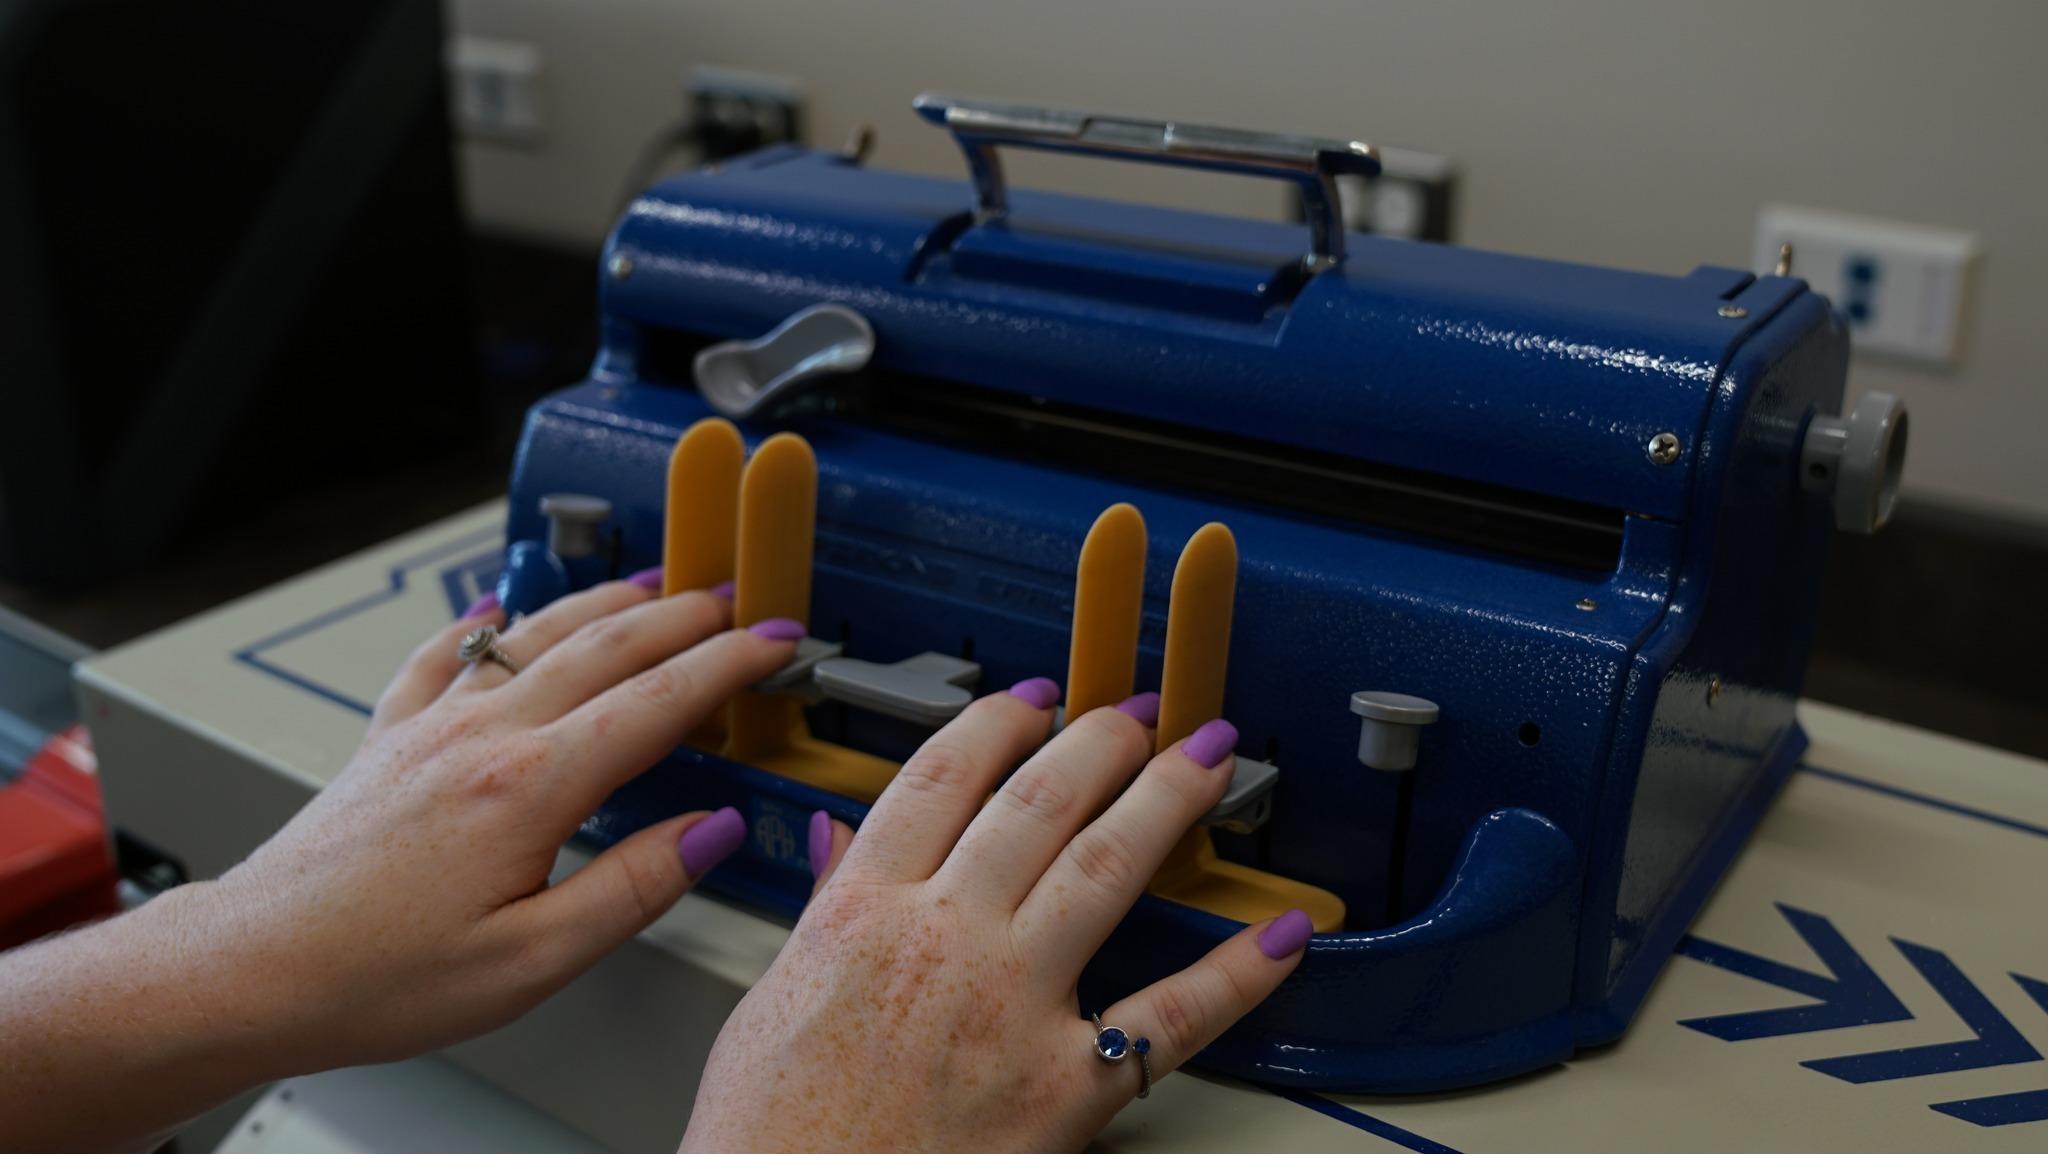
539,493 -> 613,559
1801,392 -> 1907,534
1349,691 -> 1440,772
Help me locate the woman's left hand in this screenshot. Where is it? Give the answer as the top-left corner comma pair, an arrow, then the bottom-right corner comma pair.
206,575 -> 803,1070
0,571 -> 801,1154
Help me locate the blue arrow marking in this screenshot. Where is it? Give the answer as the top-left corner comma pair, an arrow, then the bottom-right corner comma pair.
1929,975 -> 2048,1127
1677,905 -> 1911,1040
1801,942 -> 2039,1083
1934,1087 -> 2048,1127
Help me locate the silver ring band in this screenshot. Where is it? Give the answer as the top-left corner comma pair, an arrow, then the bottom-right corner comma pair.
457,624 -> 522,676
1090,1012 -> 1153,1099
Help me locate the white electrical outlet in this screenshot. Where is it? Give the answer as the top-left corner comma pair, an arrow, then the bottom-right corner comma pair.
1755,205 -> 1978,365
447,37 -> 544,145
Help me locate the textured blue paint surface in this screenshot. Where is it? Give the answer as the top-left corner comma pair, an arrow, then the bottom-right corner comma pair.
503,144 -> 1846,1091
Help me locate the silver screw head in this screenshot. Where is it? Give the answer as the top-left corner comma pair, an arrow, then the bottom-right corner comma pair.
1575,597 -> 1598,611
607,252 -> 634,280
1647,432 -> 1683,465
1718,304 -> 1748,319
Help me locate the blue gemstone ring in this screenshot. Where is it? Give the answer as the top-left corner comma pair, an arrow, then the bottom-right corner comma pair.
1090,1012 -> 1154,1099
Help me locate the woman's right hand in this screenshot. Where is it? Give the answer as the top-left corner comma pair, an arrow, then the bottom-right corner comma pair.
679,682 -> 1313,1154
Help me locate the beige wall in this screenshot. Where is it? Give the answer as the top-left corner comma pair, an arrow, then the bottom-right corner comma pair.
446,0 -> 2047,523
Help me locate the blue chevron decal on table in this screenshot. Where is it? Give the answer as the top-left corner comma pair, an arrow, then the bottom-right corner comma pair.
1679,905 -> 2048,1128
1929,976 -> 2048,1127
1800,942 -> 2039,1083
1934,1086 -> 2048,1127
1676,904 -> 1910,1040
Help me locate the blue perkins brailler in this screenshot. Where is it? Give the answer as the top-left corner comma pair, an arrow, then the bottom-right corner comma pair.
494,94 -> 1905,1094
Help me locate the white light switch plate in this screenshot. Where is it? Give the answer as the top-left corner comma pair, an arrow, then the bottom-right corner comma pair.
447,37 -> 544,145
1755,205 -> 1978,365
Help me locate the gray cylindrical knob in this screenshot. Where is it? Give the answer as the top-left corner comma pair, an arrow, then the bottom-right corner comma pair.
1350,691 -> 1440,772
539,493 -> 613,559
1801,392 -> 1907,534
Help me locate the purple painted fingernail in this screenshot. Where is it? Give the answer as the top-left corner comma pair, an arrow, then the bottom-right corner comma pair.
460,591 -> 499,620
678,807 -> 746,877
1181,718 -> 1239,769
627,566 -> 664,591
808,810 -> 833,880
710,579 -> 736,600
748,617 -> 806,641
1114,691 -> 1161,726
1007,677 -> 1060,710
1258,908 -> 1314,959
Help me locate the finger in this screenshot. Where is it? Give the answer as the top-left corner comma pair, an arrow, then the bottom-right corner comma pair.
369,602 -> 500,735
507,806 -> 747,980
503,589 -> 732,721
936,700 -> 1155,909
1095,910 -> 1311,1088
835,681 -> 1058,884
539,625 -> 800,810
451,578 -> 656,691
807,811 -> 854,898
1014,720 -> 1238,962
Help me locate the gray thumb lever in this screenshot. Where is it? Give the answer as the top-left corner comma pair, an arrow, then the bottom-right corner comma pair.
813,653 -> 982,727
693,303 -> 875,419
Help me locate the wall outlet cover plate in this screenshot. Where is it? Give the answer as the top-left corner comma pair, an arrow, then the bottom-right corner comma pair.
447,36 -> 545,145
1755,204 -> 1979,366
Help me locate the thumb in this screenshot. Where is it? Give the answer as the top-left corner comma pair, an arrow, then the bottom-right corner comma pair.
807,810 -> 854,899
515,807 -> 746,976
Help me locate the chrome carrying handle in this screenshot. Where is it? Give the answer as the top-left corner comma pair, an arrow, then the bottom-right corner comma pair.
912,93 -> 1380,274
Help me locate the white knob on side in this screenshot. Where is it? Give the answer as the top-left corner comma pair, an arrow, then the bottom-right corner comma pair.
1801,392 -> 1908,534
1350,691 -> 1439,772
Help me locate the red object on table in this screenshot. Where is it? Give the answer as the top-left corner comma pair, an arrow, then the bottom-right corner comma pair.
0,725 -> 120,949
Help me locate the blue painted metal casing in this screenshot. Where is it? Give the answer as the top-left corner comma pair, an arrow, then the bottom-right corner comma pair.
503,143 -> 1845,1091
